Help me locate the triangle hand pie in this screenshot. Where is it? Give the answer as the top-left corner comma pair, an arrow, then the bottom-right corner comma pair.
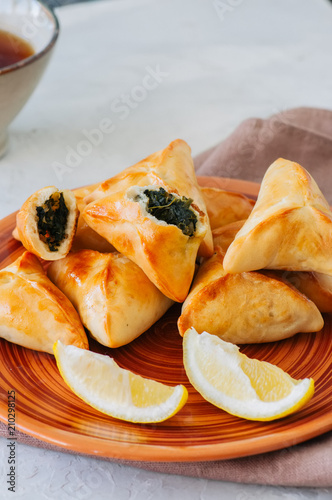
83,180 -> 208,302
48,250 -> 174,348
178,247 -> 323,344
14,184 -> 114,254
223,158 -> 332,274
0,252 -> 88,353
16,186 -> 79,261
83,139 -> 213,258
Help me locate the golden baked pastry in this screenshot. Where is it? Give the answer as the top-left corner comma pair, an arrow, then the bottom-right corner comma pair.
267,270 -> 332,313
84,139 -> 213,258
178,247 -> 323,343
48,249 -> 174,348
13,184 -> 114,253
12,227 -> 20,241
71,184 -> 114,252
201,187 -> 255,230
0,252 -> 88,353
212,220 -> 245,252
223,158 -> 332,274
83,180 -> 208,303
16,186 -> 79,261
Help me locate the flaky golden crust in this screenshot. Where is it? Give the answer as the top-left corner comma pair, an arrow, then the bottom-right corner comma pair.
223,158 -> 332,274
16,186 -> 79,261
178,247 -> 324,343
48,250 -> 173,348
72,184 -> 115,252
0,252 -> 88,353
201,187 -> 255,230
295,272 -> 332,313
13,184 -> 114,253
212,220 -> 245,252
84,139 -> 213,258
83,182 -> 207,302
71,184 -> 100,200
265,270 -> 332,313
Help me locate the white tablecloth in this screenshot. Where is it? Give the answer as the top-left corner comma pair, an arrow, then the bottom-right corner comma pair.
0,0 -> 332,498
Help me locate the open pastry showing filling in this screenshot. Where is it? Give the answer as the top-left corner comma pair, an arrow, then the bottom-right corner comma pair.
36,191 -> 69,251
83,182 -> 207,302
12,183 -> 114,253
83,139 -> 213,258
16,186 -> 79,261
129,186 -> 198,237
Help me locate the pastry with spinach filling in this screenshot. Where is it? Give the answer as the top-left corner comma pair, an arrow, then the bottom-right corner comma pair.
37,192 -> 69,252
83,182 -> 208,303
16,186 -> 79,261
12,183 -> 114,253
82,139 -> 213,258
142,187 -> 197,237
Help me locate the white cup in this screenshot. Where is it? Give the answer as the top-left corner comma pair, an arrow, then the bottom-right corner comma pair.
0,0 -> 59,158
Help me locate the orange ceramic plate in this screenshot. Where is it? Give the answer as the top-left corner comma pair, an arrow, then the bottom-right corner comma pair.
0,177 -> 331,462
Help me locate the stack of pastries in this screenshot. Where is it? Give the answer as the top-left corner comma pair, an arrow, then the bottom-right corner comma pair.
0,141 -> 330,355
178,157 -> 332,340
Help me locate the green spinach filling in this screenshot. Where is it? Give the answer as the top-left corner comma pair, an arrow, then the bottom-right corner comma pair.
143,187 -> 197,237
36,192 -> 69,251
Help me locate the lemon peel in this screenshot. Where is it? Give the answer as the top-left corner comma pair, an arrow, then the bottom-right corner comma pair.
183,327 -> 314,421
53,340 -> 188,423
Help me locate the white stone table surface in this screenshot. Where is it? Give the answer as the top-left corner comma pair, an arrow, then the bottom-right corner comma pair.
0,0 -> 332,498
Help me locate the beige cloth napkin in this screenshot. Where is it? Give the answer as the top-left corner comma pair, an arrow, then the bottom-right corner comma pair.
195,107 -> 332,203
1,107 -> 332,487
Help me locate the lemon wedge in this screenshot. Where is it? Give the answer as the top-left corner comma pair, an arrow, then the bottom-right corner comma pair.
183,328 -> 314,421
53,341 -> 188,423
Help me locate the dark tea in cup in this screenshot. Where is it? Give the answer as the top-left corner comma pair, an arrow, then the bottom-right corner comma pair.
0,0 -> 59,158
0,29 -> 34,69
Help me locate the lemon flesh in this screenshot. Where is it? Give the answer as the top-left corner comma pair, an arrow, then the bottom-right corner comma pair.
53,341 -> 188,423
183,328 -> 314,421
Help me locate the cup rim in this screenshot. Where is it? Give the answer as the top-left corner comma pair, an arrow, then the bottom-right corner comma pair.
0,0 -> 60,76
